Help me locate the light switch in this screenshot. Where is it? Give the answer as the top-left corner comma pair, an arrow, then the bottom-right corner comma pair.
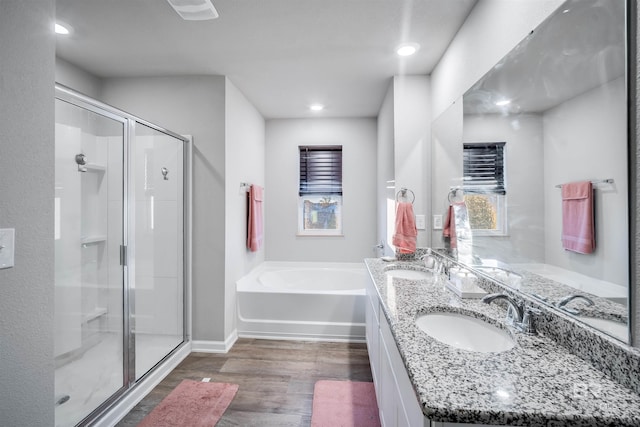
0,228 -> 15,269
433,215 -> 443,230
415,214 -> 426,230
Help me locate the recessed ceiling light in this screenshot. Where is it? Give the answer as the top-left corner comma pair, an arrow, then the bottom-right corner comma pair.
55,22 -> 71,35
495,99 -> 511,106
396,43 -> 420,56
310,104 -> 324,112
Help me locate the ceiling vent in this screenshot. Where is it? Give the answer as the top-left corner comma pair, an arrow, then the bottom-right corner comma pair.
166,0 -> 219,20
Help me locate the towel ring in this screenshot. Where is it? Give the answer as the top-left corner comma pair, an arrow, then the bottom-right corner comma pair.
448,188 -> 462,203
395,188 -> 415,204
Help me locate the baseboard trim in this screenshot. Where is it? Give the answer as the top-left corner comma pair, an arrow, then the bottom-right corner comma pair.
191,330 -> 238,353
238,331 -> 366,343
92,341 -> 192,427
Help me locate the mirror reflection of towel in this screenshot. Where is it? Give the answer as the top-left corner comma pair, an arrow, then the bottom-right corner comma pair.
392,202 -> 417,254
561,181 -> 595,254
443,205 -> 457,249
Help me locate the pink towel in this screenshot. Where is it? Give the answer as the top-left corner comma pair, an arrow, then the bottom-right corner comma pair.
561,181 -> 595,254
443,205 -> 457,249
247,185 -> 263,252
392,202 -> 417,254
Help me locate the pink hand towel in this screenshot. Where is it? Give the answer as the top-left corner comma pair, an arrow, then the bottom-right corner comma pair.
392,202 -> 417,254
561,181 -> 595,254
443,205 -> 457,249
247,185 -> 264,252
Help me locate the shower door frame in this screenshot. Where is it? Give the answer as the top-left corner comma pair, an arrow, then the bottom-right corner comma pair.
55,83 -> 192,426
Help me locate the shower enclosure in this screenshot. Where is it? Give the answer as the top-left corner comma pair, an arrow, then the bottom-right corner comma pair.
54,85 -> 190,427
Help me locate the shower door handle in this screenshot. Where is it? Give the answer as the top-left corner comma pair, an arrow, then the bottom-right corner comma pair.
120,245 -> 128,266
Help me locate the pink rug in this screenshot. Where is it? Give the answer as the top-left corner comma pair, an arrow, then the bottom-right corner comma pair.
137,379 -> 238,427
311,380 -> 381,427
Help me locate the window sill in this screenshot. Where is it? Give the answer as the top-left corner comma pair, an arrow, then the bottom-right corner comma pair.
296,233 -> 345,237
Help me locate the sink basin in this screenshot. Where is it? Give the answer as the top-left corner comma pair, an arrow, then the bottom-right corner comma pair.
579,316 -> 628,341
416,312 -> 515,353
385,269 -> 432,280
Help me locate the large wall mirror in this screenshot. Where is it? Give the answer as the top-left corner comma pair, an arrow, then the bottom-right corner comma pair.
431,0 -> 631,343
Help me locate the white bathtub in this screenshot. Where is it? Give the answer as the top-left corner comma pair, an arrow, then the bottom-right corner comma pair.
236,262 -> 367,342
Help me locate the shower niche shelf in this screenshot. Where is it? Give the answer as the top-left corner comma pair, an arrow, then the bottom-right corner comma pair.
85,163 -> 106,172
81,235 -> 107,245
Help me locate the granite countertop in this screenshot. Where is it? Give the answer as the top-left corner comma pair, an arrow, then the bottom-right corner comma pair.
365,258 -> 640,426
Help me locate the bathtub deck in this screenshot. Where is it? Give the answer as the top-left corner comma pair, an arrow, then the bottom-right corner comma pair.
116,338 -> 373,426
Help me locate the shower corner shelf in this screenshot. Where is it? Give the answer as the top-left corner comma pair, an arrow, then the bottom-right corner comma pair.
85,163 -> 106,172
82,307 -> 108,324
81,235 -> 107,245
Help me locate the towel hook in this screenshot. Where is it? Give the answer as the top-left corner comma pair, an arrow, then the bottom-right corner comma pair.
395,188 -> 415,204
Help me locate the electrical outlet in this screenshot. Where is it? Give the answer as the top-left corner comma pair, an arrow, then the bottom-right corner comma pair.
415,214 -> 426,230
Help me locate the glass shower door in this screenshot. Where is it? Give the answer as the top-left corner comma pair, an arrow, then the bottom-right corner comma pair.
54,99 -> 125,427
132,122 -> 184,380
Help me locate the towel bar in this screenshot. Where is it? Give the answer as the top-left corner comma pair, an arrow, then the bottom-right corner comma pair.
554,178 -> 614,189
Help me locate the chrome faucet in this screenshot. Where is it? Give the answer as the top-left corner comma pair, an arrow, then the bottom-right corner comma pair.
481,293 -> 539,335
556,294 -> 595,315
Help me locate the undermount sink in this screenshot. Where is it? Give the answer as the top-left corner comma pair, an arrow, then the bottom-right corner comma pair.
416,311 -> 515,353
385,268 -> 432,280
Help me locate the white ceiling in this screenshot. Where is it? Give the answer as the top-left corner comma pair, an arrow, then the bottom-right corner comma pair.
55,0 -> 477,119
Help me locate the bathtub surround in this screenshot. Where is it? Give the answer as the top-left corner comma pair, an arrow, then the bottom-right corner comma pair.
236,262 -> 367,341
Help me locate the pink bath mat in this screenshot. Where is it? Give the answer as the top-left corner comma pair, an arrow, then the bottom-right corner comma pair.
311,380 -> 381,427
137,379 -> 238,427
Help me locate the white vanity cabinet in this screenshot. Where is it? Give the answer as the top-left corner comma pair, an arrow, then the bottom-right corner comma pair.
365,273 -> 494,427
365,274 -> 426,427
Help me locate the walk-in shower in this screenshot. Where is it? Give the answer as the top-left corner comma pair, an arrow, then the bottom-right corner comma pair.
54,85 -> 190,427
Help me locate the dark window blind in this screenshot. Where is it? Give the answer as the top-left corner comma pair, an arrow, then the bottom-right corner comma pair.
463,142 -> 506,195
299,145 -> 343,196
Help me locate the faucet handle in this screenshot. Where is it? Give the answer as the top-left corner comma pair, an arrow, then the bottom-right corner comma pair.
519,306 -> 542,335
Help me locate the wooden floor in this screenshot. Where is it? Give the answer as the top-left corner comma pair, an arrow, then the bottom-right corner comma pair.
116,338 -> 373,427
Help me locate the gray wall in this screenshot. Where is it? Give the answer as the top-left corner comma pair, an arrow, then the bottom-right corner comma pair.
377,83 -> 395,256
0,1 -> 55,426
224,79 -> 265,339
56,57 -> 103,99
265,118 -> 378,262
101,76 -> 227,342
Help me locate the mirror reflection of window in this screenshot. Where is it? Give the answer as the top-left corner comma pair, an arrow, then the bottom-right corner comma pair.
463,142 -> 507,236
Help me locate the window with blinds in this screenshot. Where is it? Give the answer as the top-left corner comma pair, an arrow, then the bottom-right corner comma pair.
298,145 -> 343,235
463,142 -> 507,236
299,146 -> 343,195
463,142 -> 506,195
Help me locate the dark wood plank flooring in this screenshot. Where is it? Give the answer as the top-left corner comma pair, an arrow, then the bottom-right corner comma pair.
116,338 -> 373,427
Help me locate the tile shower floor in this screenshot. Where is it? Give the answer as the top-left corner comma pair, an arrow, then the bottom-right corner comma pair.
55,333 -> 181,427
